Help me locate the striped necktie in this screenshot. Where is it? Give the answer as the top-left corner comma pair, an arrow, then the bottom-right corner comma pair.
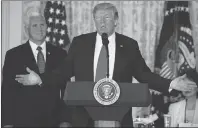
37,46 -> 45,74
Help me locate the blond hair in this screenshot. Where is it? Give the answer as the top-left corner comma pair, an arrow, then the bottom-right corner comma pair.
93,3 -> 118,19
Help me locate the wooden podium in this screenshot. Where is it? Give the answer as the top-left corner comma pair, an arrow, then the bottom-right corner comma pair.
63,81 -> 151,127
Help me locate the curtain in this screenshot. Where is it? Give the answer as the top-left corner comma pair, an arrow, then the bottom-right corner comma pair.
2,1 -> 10,66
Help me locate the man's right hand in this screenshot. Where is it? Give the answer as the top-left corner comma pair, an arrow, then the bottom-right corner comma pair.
15,67 -> 42,86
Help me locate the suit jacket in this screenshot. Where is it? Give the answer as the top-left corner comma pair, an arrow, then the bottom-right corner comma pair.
2,41 -> 68,127
41,32 -> 171,127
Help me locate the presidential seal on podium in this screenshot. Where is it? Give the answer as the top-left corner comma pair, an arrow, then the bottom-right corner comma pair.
93,78 -> 120,105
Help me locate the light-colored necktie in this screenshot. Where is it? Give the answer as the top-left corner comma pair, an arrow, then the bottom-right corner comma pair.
95,45 -> 107,82
37,46 -> 45,74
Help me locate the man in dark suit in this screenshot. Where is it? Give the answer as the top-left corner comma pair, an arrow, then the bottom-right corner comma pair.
16,3 -> 197,127
2,13 -> 70,127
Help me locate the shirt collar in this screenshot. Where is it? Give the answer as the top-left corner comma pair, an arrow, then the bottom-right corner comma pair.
96,32 -> 115,45
108,32 -> 115,43
29,40 -> 46,52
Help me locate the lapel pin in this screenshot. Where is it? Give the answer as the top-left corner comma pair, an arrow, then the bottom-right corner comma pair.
48,52 -> 50,55
120,45 -> 123,48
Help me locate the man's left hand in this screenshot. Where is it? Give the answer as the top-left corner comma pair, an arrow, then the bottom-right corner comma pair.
170,74 -> 197,92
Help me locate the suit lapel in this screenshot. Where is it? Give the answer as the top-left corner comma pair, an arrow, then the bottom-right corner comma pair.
113,33 -> 125,81
24,41 -> 39,74
45,43 -> 52,72
86,32 -> 97,81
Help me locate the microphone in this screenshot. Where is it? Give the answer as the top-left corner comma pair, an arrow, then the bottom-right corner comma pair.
101,33 -> 109,78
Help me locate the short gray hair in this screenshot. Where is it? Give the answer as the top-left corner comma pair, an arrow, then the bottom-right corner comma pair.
93,3 -> 118,19
24,10 -> 45,26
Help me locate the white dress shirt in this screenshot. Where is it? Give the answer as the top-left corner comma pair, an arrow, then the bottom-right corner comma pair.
29,40 -> 46,62
94,33 -> 116,82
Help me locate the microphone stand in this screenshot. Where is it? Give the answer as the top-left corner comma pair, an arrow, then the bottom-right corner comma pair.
104,45 -> 110,78
102,33 -> 110,79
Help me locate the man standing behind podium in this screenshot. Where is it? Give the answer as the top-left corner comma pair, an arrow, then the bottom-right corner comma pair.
16,3 -> 197,127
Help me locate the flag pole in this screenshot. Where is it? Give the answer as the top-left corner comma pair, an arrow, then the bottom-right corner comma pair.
173,1 -> 179,77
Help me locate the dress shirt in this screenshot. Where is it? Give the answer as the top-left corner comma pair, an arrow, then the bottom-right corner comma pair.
29,40 -> 46,62
94,32 -> 116,82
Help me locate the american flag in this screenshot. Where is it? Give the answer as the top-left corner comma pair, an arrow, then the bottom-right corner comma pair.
155,1 -> 196,79
177,26 -> 196,75
44,1 -> 70,48
159,62 -> 175,79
